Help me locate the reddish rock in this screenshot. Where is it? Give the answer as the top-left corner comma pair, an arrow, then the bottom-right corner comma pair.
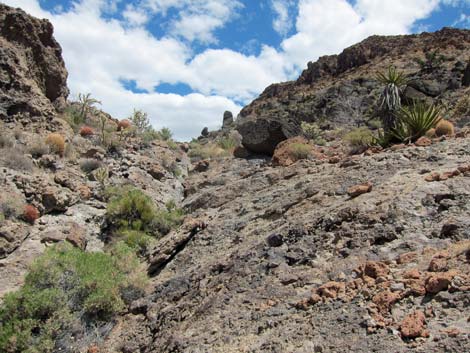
328,156 -> 341,164
347,182 -> 372,198
403,268 -> 421,279
403,279 -> 426,296
415,136 -> 432,147
372,290 -> 401,313
400,310 -> 426,339
428,252 -> 449,272
425,172 -> 440,182
364,261 -> 390,279
390,144 -> 406,151
272,137 -> 313,167
397,251 -> 418,265
317,281 -> 346,299
425,271 -> 457,294
78,185 -> 91,200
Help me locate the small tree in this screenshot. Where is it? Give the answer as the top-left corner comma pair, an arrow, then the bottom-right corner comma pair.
78,93 -> 101,121
376,66 -> 408,132
129,109 -> 152,134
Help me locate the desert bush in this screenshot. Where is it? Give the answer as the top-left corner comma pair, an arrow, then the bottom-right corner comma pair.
118,229 -> 153,253
29,142 -> 50,158
288,143 -> 311,161
106,187 -> 184,237
392,102 -> 442,142
218,136 -> 238,150
93,167 -> 109,188
435,120 -> 454,137
0,132 -> 14,149
45,133 -> 65,156
79,126 -> 94,137
0,242 -> 145,353
343,127 -> 376,148
1,148 -> 34,171
188,142 -> 230,160
0,197 -> 23,220
80,158 -> 102,174
22,205 -> 40,224
106,186 -> 157,233
158,127 -> 172,141
301,122 -> 326,145
78,93 -> 101,121
129,109 -> 151,134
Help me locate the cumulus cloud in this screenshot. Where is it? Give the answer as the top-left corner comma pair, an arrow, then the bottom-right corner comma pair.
271,0 -> 296,36
0,0 -> 457,140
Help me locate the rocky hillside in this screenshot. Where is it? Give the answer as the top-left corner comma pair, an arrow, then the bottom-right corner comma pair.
236,28 -> 470,154
0,4 -> 469,353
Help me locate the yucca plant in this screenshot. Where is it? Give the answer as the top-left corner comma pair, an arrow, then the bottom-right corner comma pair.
392,102 -> 442,143
376,66 -> 408,132
78,93 -> 101,121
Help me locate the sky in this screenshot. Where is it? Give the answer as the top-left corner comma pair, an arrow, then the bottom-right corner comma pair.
2,0 -> 470,140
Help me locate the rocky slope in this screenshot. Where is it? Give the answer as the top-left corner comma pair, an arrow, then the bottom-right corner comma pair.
0,4 -> 469,353
236,28 -> 470,154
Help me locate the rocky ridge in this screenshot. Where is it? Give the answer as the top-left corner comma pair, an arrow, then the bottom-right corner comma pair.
236,28 -> 470,154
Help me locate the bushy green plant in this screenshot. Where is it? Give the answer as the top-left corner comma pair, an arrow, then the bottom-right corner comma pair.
118,229 -> 153,253
158,127 -> 172,141
301,122 -> 326,145
0,243 -> 145,353
129,109 -> 151,134
392,102 -> 442,143
78,93 -> 101,121
343,127 -> 376,148
106,187 -> 157,233
288,143 -> 311,160
218,136 -> 238,150
106,186 -> 184,238
29,142 -> 50,159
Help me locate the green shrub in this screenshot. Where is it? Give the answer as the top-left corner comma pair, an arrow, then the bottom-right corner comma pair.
166,140 -> 178,150
129,109 -> 151,134
392,102 -> 442,142
188,142 -> 230,160
0,243 -> 145,353
301,122 -> 326,145
218,136 -> 238,150
106,187 -> 157,233
158,127 -> 172,141
118,229 -> 153,253
288,143 -> 311,160
343,127 -> 375,148
154,200 -> 185,236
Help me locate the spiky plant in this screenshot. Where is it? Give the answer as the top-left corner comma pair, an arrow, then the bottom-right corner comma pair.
78,93 -> 101,121
376,66 -> 408,132
392,102 -> 442,143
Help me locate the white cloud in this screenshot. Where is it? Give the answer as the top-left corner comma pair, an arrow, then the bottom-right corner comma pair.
271,0 -> 296,36
0,0 -> 456,140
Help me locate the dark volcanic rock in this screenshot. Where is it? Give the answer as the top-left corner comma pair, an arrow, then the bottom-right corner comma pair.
236,28 -> 470,154
0,4 -> 68,120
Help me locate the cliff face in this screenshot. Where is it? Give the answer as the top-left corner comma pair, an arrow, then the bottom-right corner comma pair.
237,28 -> 470,154
0,4 -> 69,121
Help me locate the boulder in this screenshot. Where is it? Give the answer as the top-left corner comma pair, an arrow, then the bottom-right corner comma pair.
400,311 -> 427,339
222,111 -> 234,128
237,118 -> 293,155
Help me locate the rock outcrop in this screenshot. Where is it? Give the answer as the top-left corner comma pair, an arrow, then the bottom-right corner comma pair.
237,28 -> 470,154
0,4 -> 68,121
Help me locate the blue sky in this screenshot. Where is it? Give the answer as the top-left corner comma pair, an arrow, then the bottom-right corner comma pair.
3,0 -> 470,140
